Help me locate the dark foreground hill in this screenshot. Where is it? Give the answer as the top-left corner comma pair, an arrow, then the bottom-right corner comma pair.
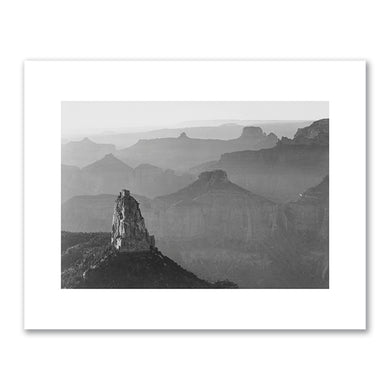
61,190 -> 237,289
61,233 -> 235,288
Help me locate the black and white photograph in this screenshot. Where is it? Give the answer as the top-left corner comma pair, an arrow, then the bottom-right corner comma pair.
24,60 -> 365,330
61,101 -> 329,289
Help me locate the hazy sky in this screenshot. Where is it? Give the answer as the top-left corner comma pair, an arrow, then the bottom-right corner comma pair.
62,101 -> 329,136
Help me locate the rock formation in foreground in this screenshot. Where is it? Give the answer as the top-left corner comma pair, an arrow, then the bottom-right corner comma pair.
61,193 -> 152,233
111,190 -> 155,252
61,190 -> 237,289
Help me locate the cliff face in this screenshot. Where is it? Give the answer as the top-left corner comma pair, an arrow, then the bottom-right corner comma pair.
146,170 -> 279,244
111,190 -> 155,252
138,170 -> 280,286
268,176 -> 329,287
285,175 -> 329,240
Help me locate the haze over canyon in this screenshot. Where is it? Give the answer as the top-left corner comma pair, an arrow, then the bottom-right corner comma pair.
61,116 -> 329,288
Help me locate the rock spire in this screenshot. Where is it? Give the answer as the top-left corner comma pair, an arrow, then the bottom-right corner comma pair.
111,189 -> 155,252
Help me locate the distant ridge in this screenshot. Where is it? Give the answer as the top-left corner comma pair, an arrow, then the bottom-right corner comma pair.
84,120 -> 313,148
82,153 -> 130,173
61,154 -> 194,202
190,119 -> 329,202
155,169 -> 270,207
115,127 -> 278,170
61,137 -> 116,167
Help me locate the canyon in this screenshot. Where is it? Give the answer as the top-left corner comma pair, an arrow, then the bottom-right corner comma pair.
191,119 -> 329,202
62,170 -> 329,288
61,118 -> 329,288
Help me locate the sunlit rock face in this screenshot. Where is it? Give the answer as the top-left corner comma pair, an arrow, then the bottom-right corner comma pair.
111,190 -> 155,252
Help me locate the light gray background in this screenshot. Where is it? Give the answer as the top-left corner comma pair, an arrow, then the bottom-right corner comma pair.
62,101 -> 328,136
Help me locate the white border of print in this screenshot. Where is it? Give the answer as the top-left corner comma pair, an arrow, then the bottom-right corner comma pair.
24,61 -> 366,330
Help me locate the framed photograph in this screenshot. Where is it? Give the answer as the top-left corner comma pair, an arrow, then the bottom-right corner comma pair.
24,60 -> 366,329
